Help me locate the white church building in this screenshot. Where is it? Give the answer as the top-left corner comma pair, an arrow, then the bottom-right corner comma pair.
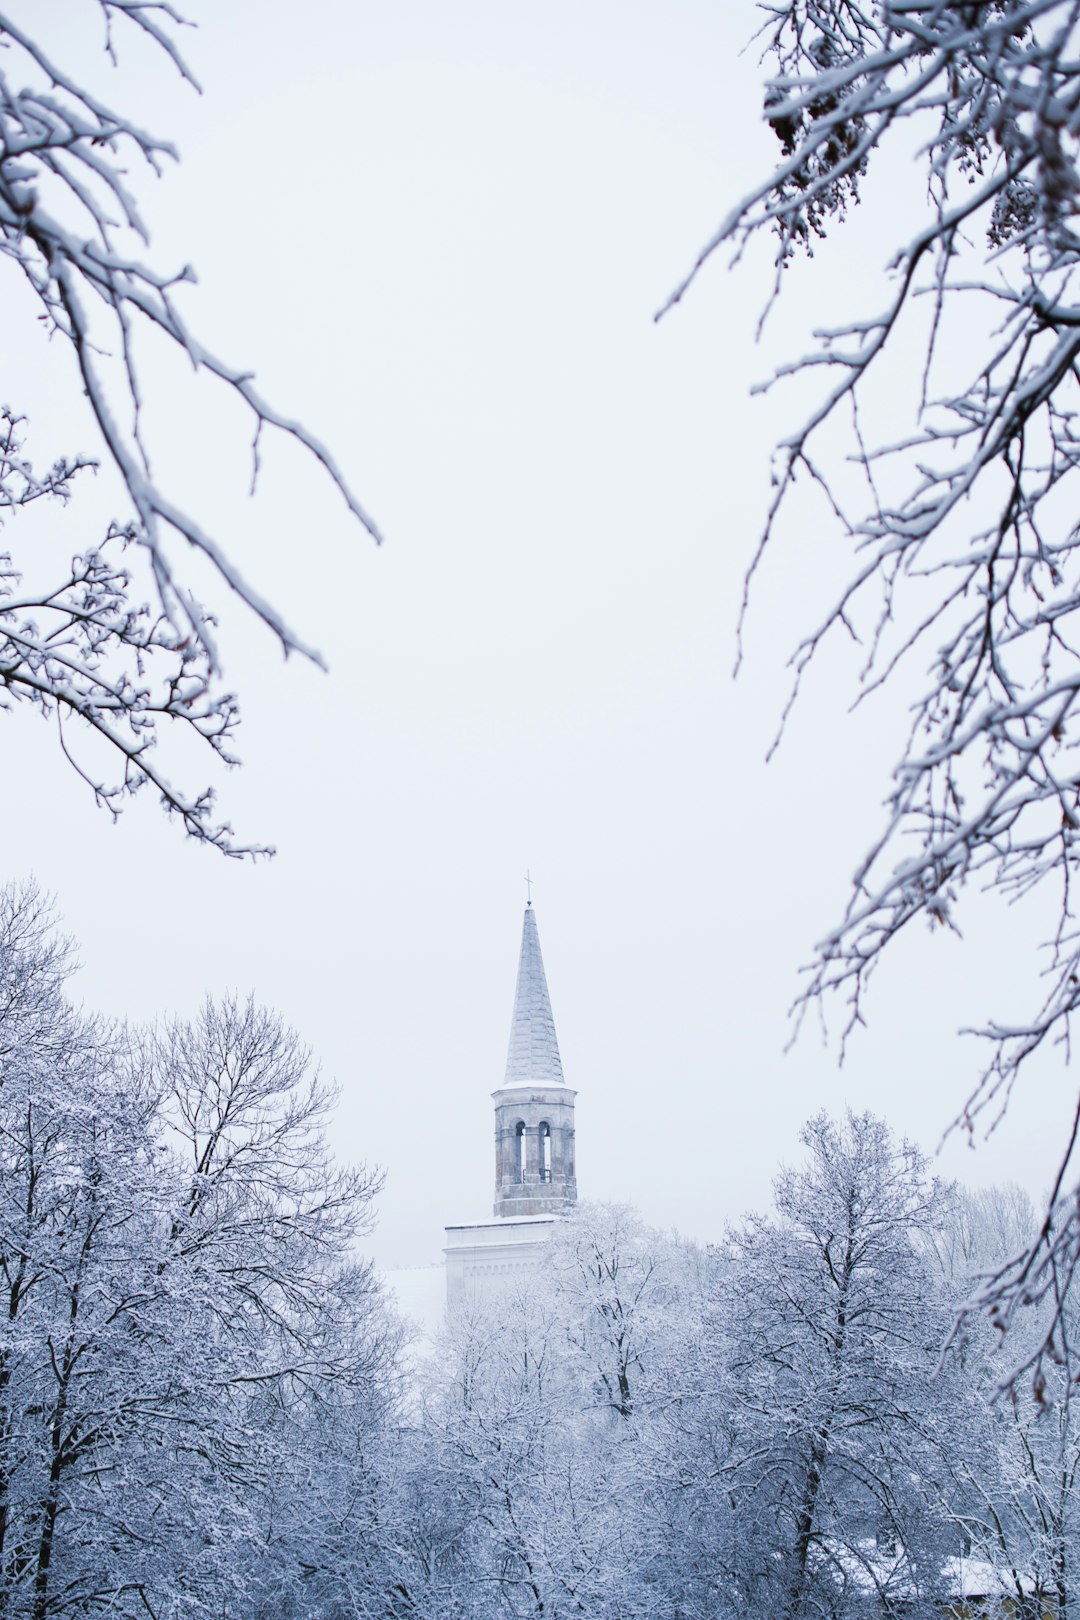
444,901 -> 577,1308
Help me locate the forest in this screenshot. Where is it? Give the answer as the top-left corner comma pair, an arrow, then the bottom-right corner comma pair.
0,878 -> 1071,1619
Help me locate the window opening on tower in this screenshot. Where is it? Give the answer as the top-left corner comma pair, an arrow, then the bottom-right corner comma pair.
515,1121 -> 527,1184
539,1121 -> 552,1183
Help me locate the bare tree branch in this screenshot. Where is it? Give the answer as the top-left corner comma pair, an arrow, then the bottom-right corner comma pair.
0,4 -> 382,852
672,0 -> 1080,1380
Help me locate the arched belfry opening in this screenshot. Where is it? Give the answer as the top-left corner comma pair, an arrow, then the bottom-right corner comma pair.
491,903 -> 577,1219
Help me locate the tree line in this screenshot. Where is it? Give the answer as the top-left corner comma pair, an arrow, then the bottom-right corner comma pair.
406,1124 -> 1075,1620
2,879 -> 1076,1618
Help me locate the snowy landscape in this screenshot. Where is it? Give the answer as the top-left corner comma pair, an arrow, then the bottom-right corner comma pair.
2,876 -> 1074,1615
5,0 -> 1080,1614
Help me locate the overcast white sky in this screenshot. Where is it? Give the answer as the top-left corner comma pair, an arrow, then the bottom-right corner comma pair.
2,0 -> 1072,1269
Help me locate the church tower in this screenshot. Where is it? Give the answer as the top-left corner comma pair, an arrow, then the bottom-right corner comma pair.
444,900 -> 577,1308
493,902 -> 577,1216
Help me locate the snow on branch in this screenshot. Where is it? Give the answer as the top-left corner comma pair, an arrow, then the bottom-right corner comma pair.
671,0 -> 1080,1381
0,3 -> 382,853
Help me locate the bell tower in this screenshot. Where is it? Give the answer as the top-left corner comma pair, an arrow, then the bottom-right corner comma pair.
444,896 -> 578,1308
492,902 -> 577,1217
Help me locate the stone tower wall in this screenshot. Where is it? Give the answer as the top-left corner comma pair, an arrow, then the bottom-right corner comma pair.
492,1083 -> 577,1218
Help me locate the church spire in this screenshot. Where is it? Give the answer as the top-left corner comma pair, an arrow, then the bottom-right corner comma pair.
492,900 -> 577,1219
504,904 -> 564,1087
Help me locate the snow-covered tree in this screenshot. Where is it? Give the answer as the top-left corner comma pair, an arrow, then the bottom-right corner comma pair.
415,1289 -> 598,1620
397,1160 -> 1077,1619
0,6 -> 379,853
931,1189 -> 1080,1614
544,1201 -> 690,1421
710,1112 -> 970,1618
406,1205 -> 700,1620
0,885 -> 400,1616
0,885 -> 162,1615
927,1183 -> 1039,1300
675,0 -> 1080,1367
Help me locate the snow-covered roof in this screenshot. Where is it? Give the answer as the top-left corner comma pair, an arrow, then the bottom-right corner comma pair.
819,1543 -> 1033,1604
503,904 -> 564,1087
940,1555 -> 1038,1598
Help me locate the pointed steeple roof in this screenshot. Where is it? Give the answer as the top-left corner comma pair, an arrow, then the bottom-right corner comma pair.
503,905 -> 564,1086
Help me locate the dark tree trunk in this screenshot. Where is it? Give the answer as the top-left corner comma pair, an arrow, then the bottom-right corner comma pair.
784,1433 -> 827,1620
30,1445 -> 63,1620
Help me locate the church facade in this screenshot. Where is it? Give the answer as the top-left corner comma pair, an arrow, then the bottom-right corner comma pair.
444,902 -> 577,1308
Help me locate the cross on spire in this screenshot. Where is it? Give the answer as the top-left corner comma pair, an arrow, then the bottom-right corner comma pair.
525,869 -> 533,907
